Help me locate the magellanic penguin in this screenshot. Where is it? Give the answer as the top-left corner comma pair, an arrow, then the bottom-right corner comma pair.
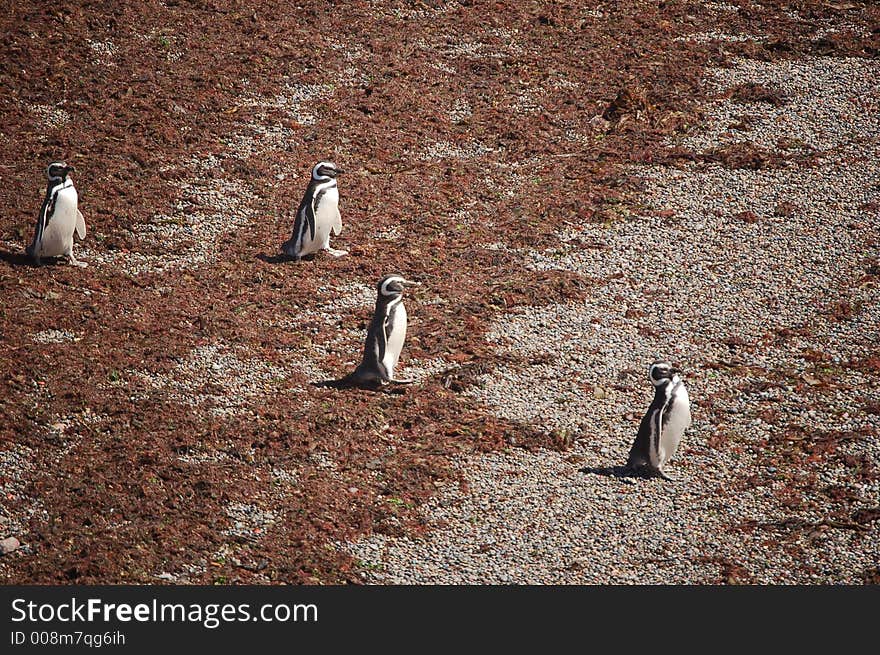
281,161 -> 347,261
347,275 -> 420,388
626,361 -> 692,480
26,161 -> 87,267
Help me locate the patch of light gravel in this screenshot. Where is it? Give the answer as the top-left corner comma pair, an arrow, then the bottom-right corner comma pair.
345,55 -> 880,584
681,57 -> 880,153
87,39 -> 116,65
704,1 -> 738,12
28,104 -> 71,129
75,74 -> 341,276
675,32 -> 765,44
0,408 -> 106,568
0,444 -> 43,544
244,82 -> 333,126
134,342 -> 292,417
421,140 -> 493,161
80,175 -> 259,275
448,98 -> 473,123
223,503 -> 278,540
31,329 -> 81,344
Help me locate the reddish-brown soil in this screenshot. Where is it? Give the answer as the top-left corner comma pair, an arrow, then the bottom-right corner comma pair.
1,1 -> 877,584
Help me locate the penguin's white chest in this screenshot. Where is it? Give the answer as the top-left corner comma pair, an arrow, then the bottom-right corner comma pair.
659,382 -> 691,466
302,187 -> 339,255
383,301 -> 408,375
38,186 -> 79,257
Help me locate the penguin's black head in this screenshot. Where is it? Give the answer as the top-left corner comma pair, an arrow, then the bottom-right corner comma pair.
649,360 -> 681,386
377,274 -> 420,298
312,161 -> 343,180
46,161 -> 74,182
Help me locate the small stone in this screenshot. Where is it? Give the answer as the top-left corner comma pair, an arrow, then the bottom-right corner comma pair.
589,115 -> 611,131
1,537 -> 21,555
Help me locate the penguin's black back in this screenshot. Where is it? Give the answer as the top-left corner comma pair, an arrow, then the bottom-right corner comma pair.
29,169 -> 68,255
626,382 -> 669,470
349,294 -> 395,384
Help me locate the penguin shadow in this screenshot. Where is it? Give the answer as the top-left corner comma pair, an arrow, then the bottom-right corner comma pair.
0,248 -> 36,267
256,252 -> 322,265
580,465 -> 670,483
257,253 -> 294,264
310,377 -> 410,395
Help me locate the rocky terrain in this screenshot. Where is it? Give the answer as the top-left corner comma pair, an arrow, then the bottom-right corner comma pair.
1,1 -> 877,584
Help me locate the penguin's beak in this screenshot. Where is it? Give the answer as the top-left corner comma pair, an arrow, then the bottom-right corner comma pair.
335,168 -> 345,175
670,366 -> 682,376
65,165 -> 76,174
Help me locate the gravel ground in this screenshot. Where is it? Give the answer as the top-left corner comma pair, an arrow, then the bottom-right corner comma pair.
345,54 -> 880,584
2,2 -> 877,586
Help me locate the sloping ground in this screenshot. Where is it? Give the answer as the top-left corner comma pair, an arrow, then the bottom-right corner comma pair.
0,1 -> 877,584
348,53 -> 880,584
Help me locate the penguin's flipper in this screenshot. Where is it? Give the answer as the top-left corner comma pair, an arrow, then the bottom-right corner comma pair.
29,198 -> 50,261
331,208 -> 343,236
75,209 -> 86,239
648,407 -> 663,470
305,199 -> 318,242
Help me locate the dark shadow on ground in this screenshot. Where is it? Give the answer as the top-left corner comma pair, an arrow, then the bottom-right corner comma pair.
580,465 -> 668,482
257,252 -> 319,264
0,248 -> 36,266
311,378 -> 408,394
256,253 -> 293,264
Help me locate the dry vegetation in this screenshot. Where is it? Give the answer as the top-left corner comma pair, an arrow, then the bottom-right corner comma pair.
0,1 -> 877,583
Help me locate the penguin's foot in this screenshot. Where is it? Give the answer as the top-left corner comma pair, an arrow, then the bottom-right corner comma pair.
388,378 -> 415,385
68,254 -> 88,268
324,247 -> 348,258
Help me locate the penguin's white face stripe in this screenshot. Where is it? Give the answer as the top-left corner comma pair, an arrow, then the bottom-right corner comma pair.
312,161 -> 338,180
380,276 -> 407,297
650,361 -> 673,386
46,161 -> 67,179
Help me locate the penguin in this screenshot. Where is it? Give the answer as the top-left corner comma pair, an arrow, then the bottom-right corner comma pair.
626,360 -> 692,480
281,161 -> 347,261
26,161 -> 87,267
347,275 -> 420,388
